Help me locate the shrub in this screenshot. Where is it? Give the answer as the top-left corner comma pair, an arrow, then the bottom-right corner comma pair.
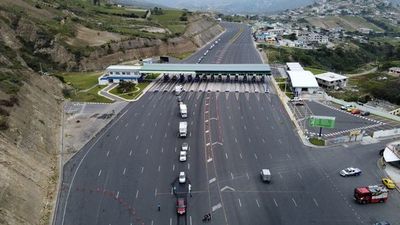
0,116 -> 9,130
0,107 -> 10,116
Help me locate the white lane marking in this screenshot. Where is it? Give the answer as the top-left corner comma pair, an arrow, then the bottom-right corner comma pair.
125,123 -> 128,127
115,135 -> 119,140
164,133 -> 167,138
297,172 -> 302,179
209,177 -> 216,184
190,216 -> 192,225
269,153 -> 272,159
123,168 -> 126,175
254,153 -> 258,160
212,203 -> 222,212
129,150 -> 132,156
141,123 -> 144,127
271,125 -> 274,130
273,198 -> 278,207
161,147 -> 164,153
141,167 -> 144,173
235,138 -> 238,143
146,149 -> 149,155
151,221 -> 154,225
136,135 -> 139,140
238,198 -> 242,207
244,125 -> 247,130
168,122 -> 170,127
231,172 -> 234,179
239,153 -> 243,159
248,138 -> 251,143
155,122 -> 157,127
241,116 -> 243,120
188,163 -> 190,170
262,138 -> 266,143
136,190 -> 139,198
150,135 -> 152,140
278,139 -> 282,144
116,191 -> 119,198
231,125 -> 234,130
158,165 -> 161,172
225,153 -> 228,159
174,147 -> 177,152
191,121 -> 193,126
172,164 -> 175,171
205,130 -> 210,133
292,198 -> 298,207
279,172 -> 282,179
313,198 -> 319,207
106,151 -> 110,157
207,158 -> 213,163
246,173 -> 249,180
256,199 -> 260,208
286,153 -> 291,159
189,132 -> 192,137
155,188 -> 157,197
98,169 -> 102,177
170,218 -> 172,225
252,116 -> 255,120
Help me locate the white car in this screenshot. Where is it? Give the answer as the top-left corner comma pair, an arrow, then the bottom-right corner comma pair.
179,171 -> 186,183
182,142 -> 189,151
179,151 -> 187,162
340,167 -> 362,177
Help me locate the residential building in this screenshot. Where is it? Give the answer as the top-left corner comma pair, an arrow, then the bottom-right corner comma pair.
315,72 -> 348,90
388,67 -> 400,76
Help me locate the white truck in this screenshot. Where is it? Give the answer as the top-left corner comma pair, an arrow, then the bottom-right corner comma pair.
179,121 -> 187,137
179,103 -> 187,118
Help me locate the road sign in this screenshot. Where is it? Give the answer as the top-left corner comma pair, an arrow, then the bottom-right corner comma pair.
309,116 -> 335,129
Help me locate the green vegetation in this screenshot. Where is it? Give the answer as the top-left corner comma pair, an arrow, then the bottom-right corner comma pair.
150,9 -> 188,36
0,71 -> 26,94
304,67 -> 326,75
169,51 -> 194,60
55,71 -> 102,90
309,137 -> 325,146
145,73 -> 161,80
72,85 -> 113,103
329,72 -> 400,105
260,42 -> 400,73
109,81 -> 151,100
54,71 -> 113,103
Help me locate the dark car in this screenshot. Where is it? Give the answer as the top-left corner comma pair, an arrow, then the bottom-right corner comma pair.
373,221 -> 390,225
176,198 -> 186,215
361,111 -> 370,116
177,96 -> 182,102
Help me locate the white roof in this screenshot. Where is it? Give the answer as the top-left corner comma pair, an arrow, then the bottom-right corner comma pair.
106,65 -> 142,71
315,72 -> 348,82
383,148 -> 400,162
287,70 -> 319,88
286,62 -> 304,71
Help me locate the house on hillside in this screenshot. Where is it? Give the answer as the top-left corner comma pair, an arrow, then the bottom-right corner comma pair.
315,72 -> 348,90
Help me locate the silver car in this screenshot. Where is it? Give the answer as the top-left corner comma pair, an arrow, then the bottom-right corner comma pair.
182,142 -> 189,151
340,167 -> 362,177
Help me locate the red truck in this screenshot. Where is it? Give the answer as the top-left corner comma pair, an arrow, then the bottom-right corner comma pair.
354,185 -> 388,204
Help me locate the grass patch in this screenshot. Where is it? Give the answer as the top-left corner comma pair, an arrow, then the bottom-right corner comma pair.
309,137 -> 325,146
304,67 -> 326,75
150,9 -> 187,35
55,71 -> 102,90
71,85 -> 113,103
109,81 -> 151,100
169,51 -> 194,60
145,73 -> 160,80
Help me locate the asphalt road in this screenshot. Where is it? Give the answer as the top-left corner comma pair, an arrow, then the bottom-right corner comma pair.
54,21 -> 400,225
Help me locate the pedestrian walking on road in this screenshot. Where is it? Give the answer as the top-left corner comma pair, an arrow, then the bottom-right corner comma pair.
157,203 -> 160,211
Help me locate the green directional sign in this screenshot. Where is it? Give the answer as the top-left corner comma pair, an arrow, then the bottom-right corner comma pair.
309,116 -> 336,129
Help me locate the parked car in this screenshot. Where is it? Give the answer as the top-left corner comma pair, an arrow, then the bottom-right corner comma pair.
373,221 -> 390,225
351,109 -> 361,114
361,111 -> 370,116
179,171 -> 186,183
382,178 -> 396,189
340,104 -> 352,110
357,101 -> 364,106
347,106 -> 356,112
340,167 -> 362,177
176,198 -> 186,215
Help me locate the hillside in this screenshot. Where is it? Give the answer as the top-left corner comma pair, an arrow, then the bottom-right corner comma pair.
305,16 -> 384,32
0,1 -> 223,225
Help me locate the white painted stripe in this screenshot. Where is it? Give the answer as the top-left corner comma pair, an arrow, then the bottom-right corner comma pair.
292,198 -> 298,207
188,163 -> 190,170
209,177 -> 216,184
313,198 -> 319,207
269,153 -> 272,159
129,150 -> 132,156
136,190 -> 139,198
262,138 -> 266,143
239,153 -> 243,159
141,167 -> 144,173
225,153 -> 228,159
206,143 -> 211,146
235,138 -> 238,143
246,173 -> 249,179
172,164 -> 175,171
146,149 -> 149,154
238,198 -> 242,207
231,172 -> 234,179
273,198 -> 278,207
116,191 -> 119,198
123,168 -> 126,175
170,218 -> 172,225
297,172 -> 302,179
158,165 -> 161,172
212,203 -> 222,212
256,199 -> 260,208
155,188 -> 157,197
98,170 -> 102,177
254,153 -> 258,160
115,136 -> 119,140
136,135 -> 139,140
248,138 -> 252,143
161,147 -> 164,153
106,151 -> 110,157
125,123 -> 128,127
190,216 -> 192,225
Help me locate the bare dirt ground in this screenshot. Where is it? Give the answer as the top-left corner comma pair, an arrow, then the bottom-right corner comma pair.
62,102 -> 128,162
66,25 -> 126,47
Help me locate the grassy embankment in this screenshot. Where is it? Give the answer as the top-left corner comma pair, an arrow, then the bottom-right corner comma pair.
55,72 -> 113,103
109,81 -> 151,100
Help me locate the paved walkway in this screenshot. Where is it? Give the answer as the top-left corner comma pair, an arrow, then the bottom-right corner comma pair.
98,84 -> 126,102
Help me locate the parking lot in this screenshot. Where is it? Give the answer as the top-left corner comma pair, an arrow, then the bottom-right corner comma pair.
149,75 -> 271,93
289,100 -> 400,138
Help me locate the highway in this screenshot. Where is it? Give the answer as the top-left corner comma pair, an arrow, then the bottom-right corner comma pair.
54,22 -> 400,225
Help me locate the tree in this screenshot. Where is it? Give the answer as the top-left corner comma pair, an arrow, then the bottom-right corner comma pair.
93,0 -> 100,6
